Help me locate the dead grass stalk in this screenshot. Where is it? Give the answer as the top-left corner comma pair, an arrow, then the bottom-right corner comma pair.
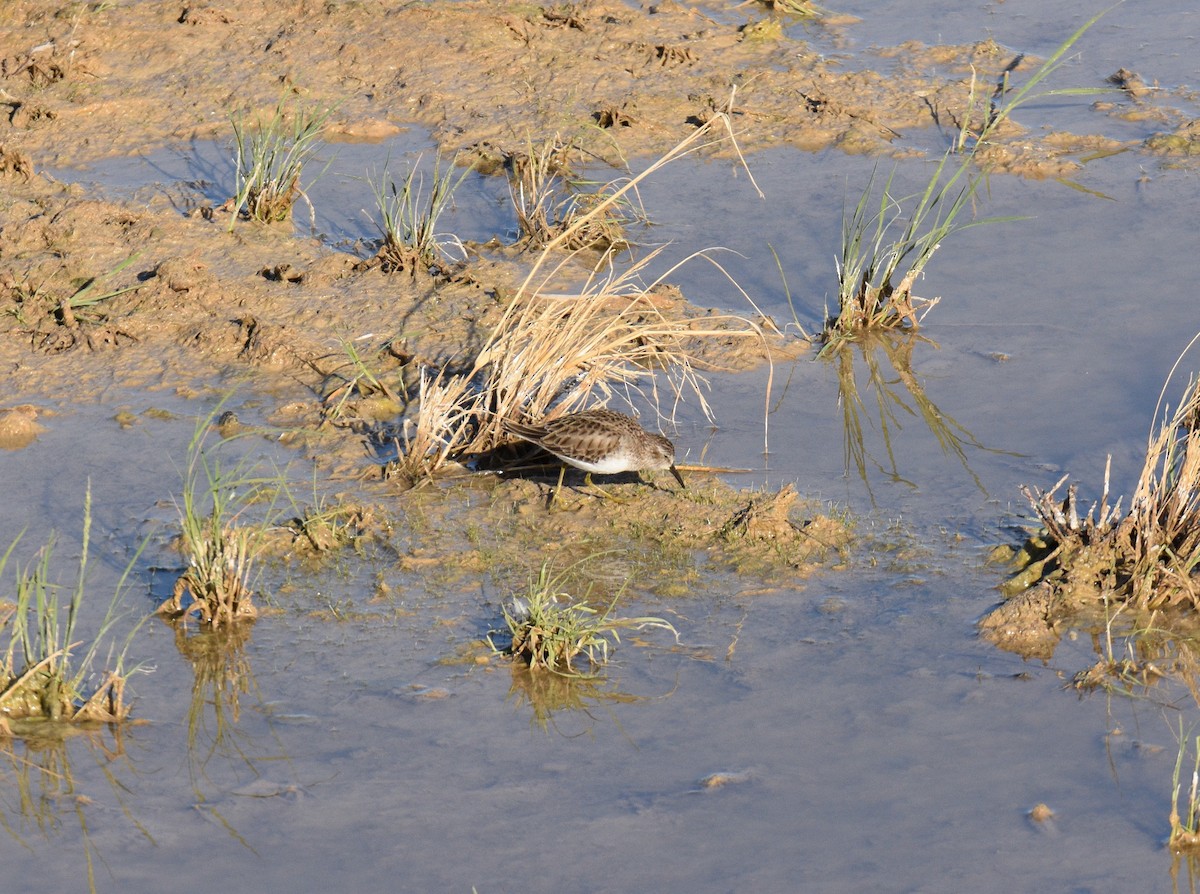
391,105 -> 769,479
1013,333 -> 1200,611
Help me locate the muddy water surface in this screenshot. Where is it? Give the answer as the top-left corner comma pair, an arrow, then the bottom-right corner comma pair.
3,1 -> 1200,892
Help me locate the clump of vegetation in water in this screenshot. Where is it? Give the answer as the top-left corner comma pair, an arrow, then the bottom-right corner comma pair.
229,94 -> 331,229
158,407 -> 285,628
819,9 -> 1111,354
982,337 -> 1200,661
489,558 -> 677,673
368,153 -> 470,274
0,489 -> 143,731
1171,720 -> 1200,852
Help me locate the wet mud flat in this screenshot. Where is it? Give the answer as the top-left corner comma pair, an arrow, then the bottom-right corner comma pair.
2,1 -> 1200,892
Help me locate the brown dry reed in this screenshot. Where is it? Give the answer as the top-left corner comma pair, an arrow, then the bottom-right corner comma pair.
507,135 -> 640,252
394,106 -> 770,480
1016,335 -> 1200,611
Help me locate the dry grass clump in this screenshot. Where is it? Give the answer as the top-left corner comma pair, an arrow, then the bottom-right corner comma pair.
389,110 -> 768,482
985,347 -> 1200,659
507,135 -> 640,252
1014,370 -> 1200,612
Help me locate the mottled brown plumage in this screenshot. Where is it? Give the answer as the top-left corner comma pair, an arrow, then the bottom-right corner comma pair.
504,408 -> 685,488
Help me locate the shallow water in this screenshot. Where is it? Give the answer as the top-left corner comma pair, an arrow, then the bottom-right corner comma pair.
7,3 -> 1200,893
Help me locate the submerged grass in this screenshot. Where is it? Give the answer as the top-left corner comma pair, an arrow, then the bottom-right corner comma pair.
321,337 -> 404,423
0,488 -> 143,729
56,251 -> 142,327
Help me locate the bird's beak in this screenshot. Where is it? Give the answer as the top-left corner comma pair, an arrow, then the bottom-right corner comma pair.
669,465 -> 686,488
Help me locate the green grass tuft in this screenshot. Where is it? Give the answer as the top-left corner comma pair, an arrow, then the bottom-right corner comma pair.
490,558 -> 677,674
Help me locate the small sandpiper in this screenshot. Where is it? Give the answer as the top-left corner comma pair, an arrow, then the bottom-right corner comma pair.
503,407 -> 686,498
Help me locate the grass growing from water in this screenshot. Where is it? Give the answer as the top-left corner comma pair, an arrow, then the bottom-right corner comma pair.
0,488 -> 143,729
950,6 -> 1116,155
158,407 -> 285,628
820,10 -> 1111,352
1171,719 -> 1200,851
490,559 -> 677,673
229,94 -> 331,229
369,154 -> 470,273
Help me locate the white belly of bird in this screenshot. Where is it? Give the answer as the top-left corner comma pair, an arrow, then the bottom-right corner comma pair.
553,450 -> 637,475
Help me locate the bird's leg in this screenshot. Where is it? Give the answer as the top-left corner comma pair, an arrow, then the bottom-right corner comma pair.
547,464 -> 568,510
581,472 -> 633,504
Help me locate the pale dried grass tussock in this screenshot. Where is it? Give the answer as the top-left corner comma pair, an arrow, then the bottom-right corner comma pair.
1015,335 -> 1200,612
394,106 -> 773,480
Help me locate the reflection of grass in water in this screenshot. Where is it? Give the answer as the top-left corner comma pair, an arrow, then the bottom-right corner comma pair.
174,620 -> 257,761
170,618 -> 280,852
504,664 -> 644,734
0,725 -> 149,894
829,333 -> 1008,496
